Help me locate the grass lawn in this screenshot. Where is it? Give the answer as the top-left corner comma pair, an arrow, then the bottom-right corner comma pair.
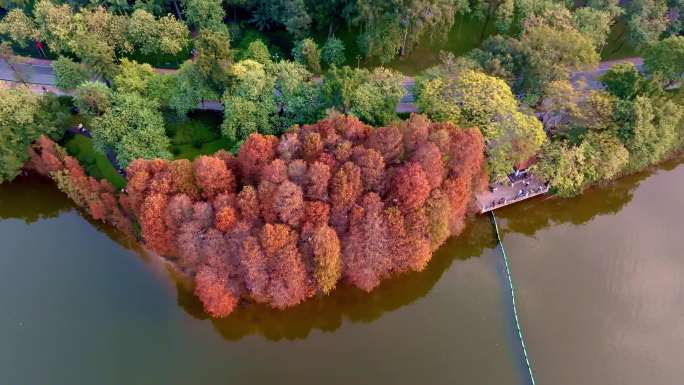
63,134 -> 127,190
165,110 -> 236,160
308,13 -> 497,75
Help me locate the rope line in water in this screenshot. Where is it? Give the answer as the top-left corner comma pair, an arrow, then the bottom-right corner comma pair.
491,212 -> 537,385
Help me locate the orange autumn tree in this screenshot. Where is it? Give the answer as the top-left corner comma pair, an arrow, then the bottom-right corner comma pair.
26,136 -> 133,236
121,114 -> 485,317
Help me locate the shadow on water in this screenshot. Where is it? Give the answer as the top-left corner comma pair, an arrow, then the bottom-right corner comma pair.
10,158 -> 679,342
0,174 -> 72,223
0,174 -> 149,259
179,216 -> 498,341
0,174 -> 498,341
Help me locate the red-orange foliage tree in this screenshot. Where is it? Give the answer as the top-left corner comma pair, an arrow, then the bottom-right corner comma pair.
118,114 -> 485,317
26,136 -> 133,236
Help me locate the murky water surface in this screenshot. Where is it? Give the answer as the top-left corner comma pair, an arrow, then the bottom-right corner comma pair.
1,158 -> 682,384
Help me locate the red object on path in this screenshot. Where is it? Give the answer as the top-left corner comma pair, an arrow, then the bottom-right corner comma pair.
34,41 -> 46,57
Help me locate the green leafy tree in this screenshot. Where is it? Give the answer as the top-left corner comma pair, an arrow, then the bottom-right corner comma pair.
53,56 -> 90,89
91,91 -> 171,167
0,9 -> 39,48
250,0 -> 312,38
643,36 -> 684,85
113,59 -> 159,96
321,36 -> 346,67
519,24 -> 599,101
581,130 -> 629,183
573,7 -> 614,50
622,96 -> 682,171
180,0 -> 225,30
167,61 -> 218,116
127,9 -> 190,56
194,28 -> 233,88
241,39 -> 271,64
268,60 -> 324,130
292,38 -> 321,73
33,0 -> 76,54
304,0 -> 351,32
414,77 -> 461,123
78,6 -> 132,55
74,81 -> 113,116
0,87 -> 63,182
72,34 -> 119,80
353,0 -> 463,62
536,141 -> 587,197
416,70 -> 546,180
600,63 -> 646,100
348,67 -> 405,126
321,65 -> 405,125
625,0 -> 669,47
221,59 -> 276,141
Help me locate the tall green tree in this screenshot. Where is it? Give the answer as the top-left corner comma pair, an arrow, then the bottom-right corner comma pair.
221,59 -> 276,141
321,65 -> 405,125
180,0 -> 225,30
73,81 -> 113,117
194,28 -> 233,88
268,60 -> 324,131
241,39 -> 271,64
321,36 -> 346,67
127,9 -> 190,56
622,96 -> 682,171
353,0 -> 464,63
0,87 -> 64,182
292,38 -> 321,73
250,0 -> 312,38
0,9 -> 39,48
643,36 -> 684,85
416,70 -> 546,180
600,63 -> 646,100
167,61 -> 217,116
91,92 -> 172,167
53,56 -> 90,89
625,0 -> 669,47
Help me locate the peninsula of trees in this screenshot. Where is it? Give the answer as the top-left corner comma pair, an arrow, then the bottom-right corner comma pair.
0,0 -> 682,316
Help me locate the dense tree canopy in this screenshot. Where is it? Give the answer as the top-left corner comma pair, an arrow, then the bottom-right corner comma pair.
180,0 -> 225,30
0,87 -> 65,182
120,113 -> 485,317
53,56 -> 90,89
352,0 -> 464,63
643,36 -> 684,84
322,65 -> 405,126
416,70 -> 546,180
91,91 -> 171,167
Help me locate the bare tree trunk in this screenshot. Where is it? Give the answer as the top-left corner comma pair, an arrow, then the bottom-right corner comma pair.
172,0 -> 183,20
401,25 -> 409,57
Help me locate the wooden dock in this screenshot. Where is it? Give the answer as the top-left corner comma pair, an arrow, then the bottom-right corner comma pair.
476,174 -> 549,213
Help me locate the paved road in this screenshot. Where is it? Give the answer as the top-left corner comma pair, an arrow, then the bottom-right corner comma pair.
570,57 -> 644,89
0,56 -> 647,114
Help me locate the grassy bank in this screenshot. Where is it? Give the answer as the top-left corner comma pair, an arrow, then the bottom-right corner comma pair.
63,134 -> 126,190
165,110 -> 235,160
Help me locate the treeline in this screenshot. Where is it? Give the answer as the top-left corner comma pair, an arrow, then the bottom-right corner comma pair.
536,60 -> 684,197
60,47 -> 407,168
28,114 -> 486,317
411,1 -> 684,195
3,0 -> 680,66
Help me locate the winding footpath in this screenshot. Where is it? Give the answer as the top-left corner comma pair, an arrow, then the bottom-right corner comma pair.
0,56 -> 645,113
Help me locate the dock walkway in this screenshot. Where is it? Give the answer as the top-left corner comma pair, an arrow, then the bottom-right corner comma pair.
476,173 -> 549,213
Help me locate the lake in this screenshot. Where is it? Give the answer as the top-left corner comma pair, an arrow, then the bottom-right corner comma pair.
0,157 -> 682,384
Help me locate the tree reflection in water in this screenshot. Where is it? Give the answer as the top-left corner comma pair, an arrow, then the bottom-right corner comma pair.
4,158 -> 680,341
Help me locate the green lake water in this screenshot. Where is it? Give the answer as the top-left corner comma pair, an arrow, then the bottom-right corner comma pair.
0,157 -> 682,384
